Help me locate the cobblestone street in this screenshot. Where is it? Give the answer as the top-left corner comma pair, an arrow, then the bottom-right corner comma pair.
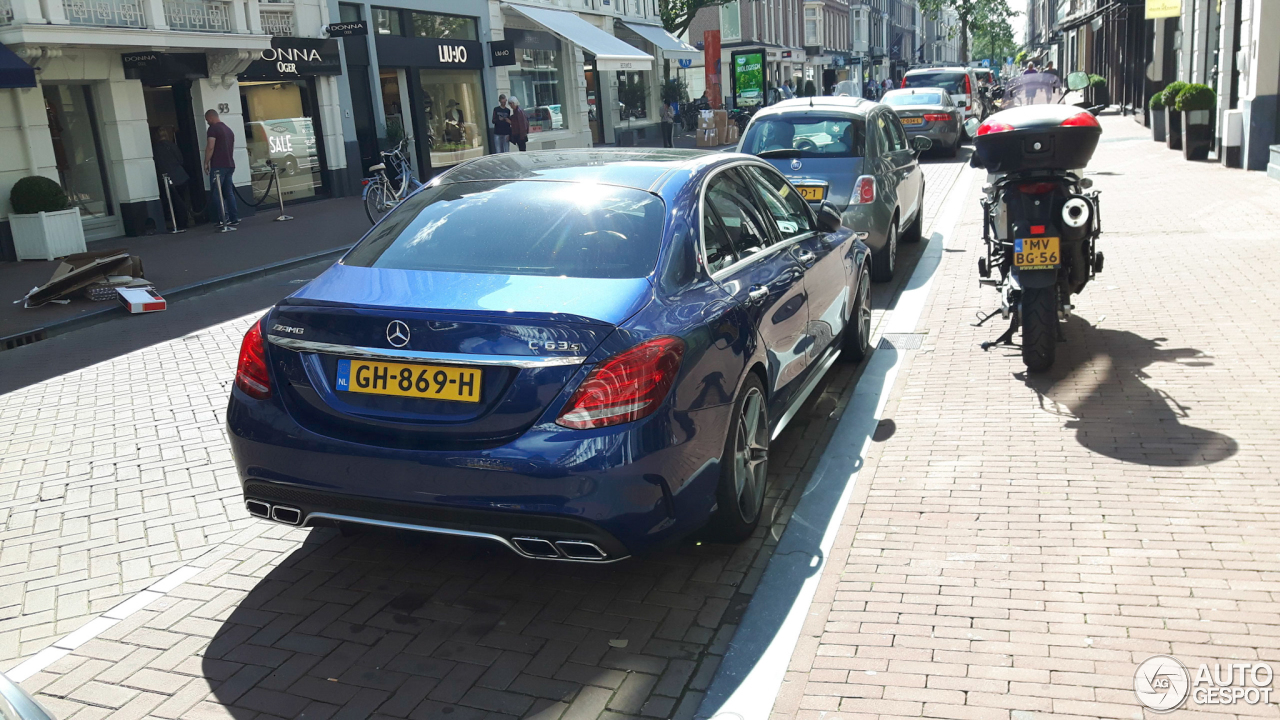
772,116 -> 1280,719
0,153 -> 964,720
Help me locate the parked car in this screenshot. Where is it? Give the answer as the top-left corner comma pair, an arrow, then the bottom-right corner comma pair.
228,149 -> 873,562
901,66 -> 985,128
0,670 -> 55,719
881,88 -> 962,157
737,96 -> 930,282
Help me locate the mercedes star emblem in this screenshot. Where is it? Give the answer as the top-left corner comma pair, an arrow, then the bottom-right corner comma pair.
791,158 -> 803,171
386,320 -> 411,348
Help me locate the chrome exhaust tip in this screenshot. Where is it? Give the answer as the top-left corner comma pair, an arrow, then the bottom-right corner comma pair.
245,499 -> 271,519
555,540 -> 607,561
270,505 -> 302,526
511,537 -> 560,558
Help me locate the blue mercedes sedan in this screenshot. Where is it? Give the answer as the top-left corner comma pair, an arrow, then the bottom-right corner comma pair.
227,149 -> 872,562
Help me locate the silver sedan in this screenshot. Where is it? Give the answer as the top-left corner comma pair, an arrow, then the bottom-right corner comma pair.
881,88 -> 962,157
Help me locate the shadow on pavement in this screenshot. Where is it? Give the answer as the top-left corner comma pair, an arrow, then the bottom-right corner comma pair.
1020,319 -> 1237,466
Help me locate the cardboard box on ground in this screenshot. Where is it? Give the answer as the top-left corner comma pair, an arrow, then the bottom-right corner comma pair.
20,248 -> 159,311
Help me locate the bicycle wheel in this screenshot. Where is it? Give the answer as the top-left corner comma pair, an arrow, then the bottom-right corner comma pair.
364,181 -> 390,224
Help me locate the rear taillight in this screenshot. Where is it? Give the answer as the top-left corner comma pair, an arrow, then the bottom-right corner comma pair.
851,175 -> 876,204
235,320 -> 271,399
976,120 -> 1015,136
1060,111 -> 1101,128
1018,183 -> 1058,195
901,78 -> 907,88
556,337 -> 685,430
964,74 -> 972,95
923,113 -> 950,122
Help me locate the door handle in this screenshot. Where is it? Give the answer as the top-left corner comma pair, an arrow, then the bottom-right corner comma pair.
747,286 -> 770,304
793,250 -> 816,266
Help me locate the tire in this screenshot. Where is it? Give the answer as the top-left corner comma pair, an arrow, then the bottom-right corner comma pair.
364,181 -> 389,224
945,141 -> 958,158
870,220 -> 897,283
843,262 -> 872,362
1021,286 -> 1058,372
709,375 -> 769,542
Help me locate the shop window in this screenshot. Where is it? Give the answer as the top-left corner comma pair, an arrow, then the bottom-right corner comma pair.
419,68 -> 487,166
617,71 -> 648,121
409,11 -> 477,41
338,2 -> 359,23
508,29 -> 566,133
372,7 -> 401,35
43,84 -> 112,219
240,80 -> 324,202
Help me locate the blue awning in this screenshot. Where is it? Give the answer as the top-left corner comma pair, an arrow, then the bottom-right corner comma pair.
0,44 -> 36,89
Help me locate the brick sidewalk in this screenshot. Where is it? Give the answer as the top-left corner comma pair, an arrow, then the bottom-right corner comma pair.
2,160 -> 968,719
773,116 -> 1280,719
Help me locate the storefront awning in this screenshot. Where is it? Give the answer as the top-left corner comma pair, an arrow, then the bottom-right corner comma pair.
619,22 -> 700,62
505,4 -> 653,71
0,44 -> 36,89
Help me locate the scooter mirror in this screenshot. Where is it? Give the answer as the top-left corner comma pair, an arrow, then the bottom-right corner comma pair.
964,118 -> 981,137
1066,71 -> 1089,91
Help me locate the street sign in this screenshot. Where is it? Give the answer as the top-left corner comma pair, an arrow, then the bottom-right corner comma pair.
982,59 -> 990,67
1145,0 -> 1180,18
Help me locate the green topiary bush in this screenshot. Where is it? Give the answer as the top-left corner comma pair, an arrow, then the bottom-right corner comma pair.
1149,93 -> 1165,110
1160,81 -> 1188,109
1174,83 -> 1215,112
9,176 -> 69,215
1089,74 -> 1107,88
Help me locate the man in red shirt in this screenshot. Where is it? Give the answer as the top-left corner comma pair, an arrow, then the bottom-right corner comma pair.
203,109 -> 239,228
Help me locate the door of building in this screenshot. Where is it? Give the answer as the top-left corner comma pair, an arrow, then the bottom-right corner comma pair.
143,82 -> 207,229
584,57 -> 605,145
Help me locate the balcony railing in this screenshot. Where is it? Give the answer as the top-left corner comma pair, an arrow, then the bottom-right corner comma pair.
62,0 -> 145,27
0,0 -> 13,25
259,6 -> 292,35
163,0 -> 231,31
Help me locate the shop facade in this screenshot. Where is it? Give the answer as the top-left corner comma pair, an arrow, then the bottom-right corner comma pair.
0,0 -> 346,259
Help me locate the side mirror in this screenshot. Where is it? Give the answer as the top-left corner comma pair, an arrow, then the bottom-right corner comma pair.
814,201 -> 842,233
964,118 -> 981,137
1066,71 -> 1089,91
910,136 -> 932,154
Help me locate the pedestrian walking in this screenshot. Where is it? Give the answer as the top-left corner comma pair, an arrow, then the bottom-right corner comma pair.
660,100 -> 675,148
491,94 -> 512,153
202,109 -> 238,229
508,96 -> 530,152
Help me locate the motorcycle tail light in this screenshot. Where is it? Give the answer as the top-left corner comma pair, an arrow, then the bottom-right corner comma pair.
923,113 -> 951,122
851,175 -> 876,204
1019,183 -> 1058,195
976,120 -> 1015,136
556,337 -> 685,430
1060,111 -> 1101,128
235,320 -> 271,399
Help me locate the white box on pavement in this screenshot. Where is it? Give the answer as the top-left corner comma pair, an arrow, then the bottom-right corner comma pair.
117,286 -> 167,314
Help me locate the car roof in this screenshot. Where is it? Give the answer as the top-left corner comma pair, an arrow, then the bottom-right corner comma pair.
434,149 -> 723,192
905,66 -> 972,74
752,96 -> 875,118
884,87 -> 949,95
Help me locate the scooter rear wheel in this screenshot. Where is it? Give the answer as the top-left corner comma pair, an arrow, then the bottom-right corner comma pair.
1021,286 -> 1057,371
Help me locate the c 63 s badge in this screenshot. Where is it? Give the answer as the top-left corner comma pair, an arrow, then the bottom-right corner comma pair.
530,340 -> 584,353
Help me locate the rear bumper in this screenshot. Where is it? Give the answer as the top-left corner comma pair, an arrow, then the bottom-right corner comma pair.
904,124 -> 960,147
227,390 -> 730,561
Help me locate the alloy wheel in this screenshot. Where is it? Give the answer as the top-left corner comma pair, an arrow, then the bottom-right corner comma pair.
858,267 -> 872,352
733,387 -> 769,523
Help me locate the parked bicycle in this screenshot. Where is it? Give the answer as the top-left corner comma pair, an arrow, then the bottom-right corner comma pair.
362,138 -> 421,224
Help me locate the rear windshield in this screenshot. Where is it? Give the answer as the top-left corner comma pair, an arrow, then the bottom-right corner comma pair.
742,116 -> 866,158
904,72 -> 967,94
883,92 -> 945,106
344,181 -> 665,279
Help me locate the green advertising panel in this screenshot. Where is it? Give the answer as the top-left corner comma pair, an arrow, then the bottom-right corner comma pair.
734,52 -> 764,106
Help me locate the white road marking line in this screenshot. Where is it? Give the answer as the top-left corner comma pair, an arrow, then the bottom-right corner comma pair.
6,564 -> 204,683
697,164 -> 978,720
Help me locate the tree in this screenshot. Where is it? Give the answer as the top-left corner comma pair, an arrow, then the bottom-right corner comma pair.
970,16 -> 1018,67
659,0 -> 732,43
918,0 -> 1017,64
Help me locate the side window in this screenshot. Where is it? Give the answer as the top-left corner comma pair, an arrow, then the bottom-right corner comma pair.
876,113 -> 904,153
743,166 -> 813,239
703,170 -> 773,273
888,115 -> 908,151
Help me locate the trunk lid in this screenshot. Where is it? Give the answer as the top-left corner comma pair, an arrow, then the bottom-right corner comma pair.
265,264 -> 653,448
763,156 -> 866,211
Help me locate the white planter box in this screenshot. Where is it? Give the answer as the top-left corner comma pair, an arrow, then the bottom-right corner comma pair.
10,208 -> 87,261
